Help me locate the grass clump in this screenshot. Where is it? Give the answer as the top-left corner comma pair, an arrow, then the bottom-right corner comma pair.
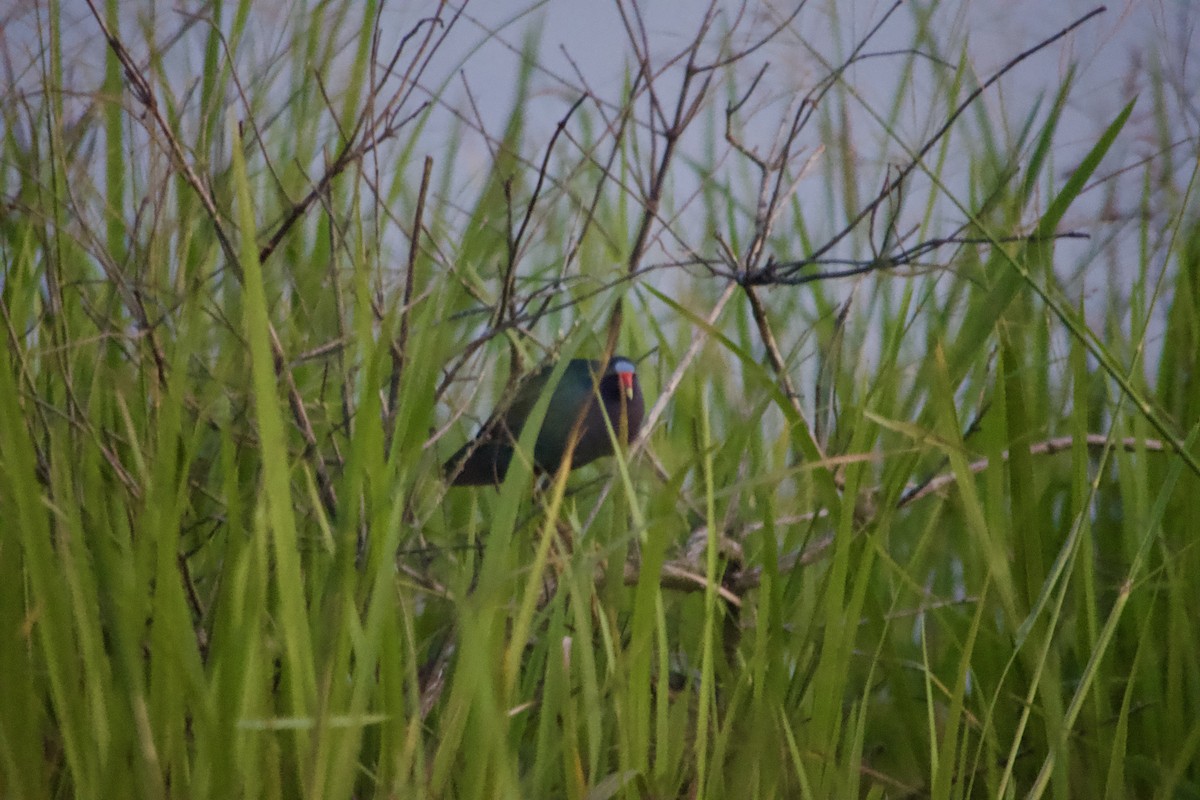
3,2 -> 1200,797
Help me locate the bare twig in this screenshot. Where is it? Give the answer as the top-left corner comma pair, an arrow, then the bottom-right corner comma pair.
898,433 -> 1164,507
388,155 -> 435,442
722,432 -> 1169,591
745,6 -> 1107,286
82,1 -> 465,520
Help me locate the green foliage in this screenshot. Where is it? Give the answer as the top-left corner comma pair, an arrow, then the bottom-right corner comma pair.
3,2 -> 1200,798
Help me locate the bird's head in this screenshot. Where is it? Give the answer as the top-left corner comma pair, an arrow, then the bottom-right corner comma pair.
608,356 -> 638,401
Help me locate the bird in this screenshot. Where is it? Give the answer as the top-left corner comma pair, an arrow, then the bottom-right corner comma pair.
444,356 -> 645,486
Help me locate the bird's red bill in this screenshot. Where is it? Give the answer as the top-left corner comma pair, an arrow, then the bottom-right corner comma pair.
618,371 -> 634,399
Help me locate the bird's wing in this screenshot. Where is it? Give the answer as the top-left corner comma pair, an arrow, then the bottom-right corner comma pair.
499,363 -> 557,435
504,359 -> 600,430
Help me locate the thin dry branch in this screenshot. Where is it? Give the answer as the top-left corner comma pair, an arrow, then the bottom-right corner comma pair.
743,6 -> 1107,286
82,1 -> 462,519
618,432 -> 1169,606
387,155 -> 435,444
603,0 -> 720,363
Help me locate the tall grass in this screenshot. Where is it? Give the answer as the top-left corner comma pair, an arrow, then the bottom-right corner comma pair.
2,1 -> 1199,797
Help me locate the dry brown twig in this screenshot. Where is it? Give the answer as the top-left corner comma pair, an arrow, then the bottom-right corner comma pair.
601,0 -> 720,363
635,432 -> 1168,605
82,1 -> 462,520
740,5 -> 1108,287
